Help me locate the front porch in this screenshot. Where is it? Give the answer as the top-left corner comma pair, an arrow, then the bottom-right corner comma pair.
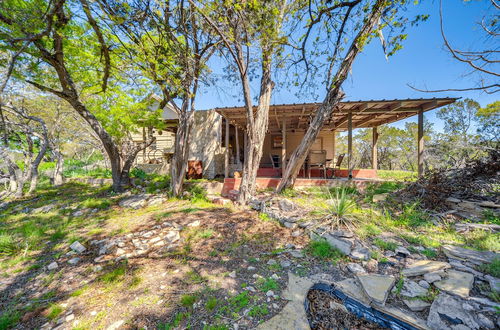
215,97 -> 456,191
221,176 -> 380,196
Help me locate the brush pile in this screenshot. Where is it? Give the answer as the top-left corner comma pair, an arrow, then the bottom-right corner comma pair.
399,149 -> 500,210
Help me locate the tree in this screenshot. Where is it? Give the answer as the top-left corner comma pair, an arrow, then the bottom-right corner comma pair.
411,0 -> 499,93
194,0 -> 292,204
0,98 -> 49,196
97,0 -> 218,197
0,0 -> 158,192
277,0 -> 419,192
476,101 -> 500,146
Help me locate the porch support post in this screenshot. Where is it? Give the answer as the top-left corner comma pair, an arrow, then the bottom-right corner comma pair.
281,119 -> 287,171
347,111 -> 353,179
225,119 -> 229,178
418,110 -> 424,177
332,131 -> 336,177
372,126 -> 378,170
235,126 -> 240,165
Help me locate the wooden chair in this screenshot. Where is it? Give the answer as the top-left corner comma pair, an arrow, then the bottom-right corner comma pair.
269,154 -> 281,177
328,153 -> 345,178
308,150 -> 327,178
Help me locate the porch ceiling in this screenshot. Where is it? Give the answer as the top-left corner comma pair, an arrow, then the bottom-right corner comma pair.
214,97 -> 457,132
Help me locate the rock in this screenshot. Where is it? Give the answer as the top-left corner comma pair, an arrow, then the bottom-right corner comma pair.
395,246 -> 411,257
188,220 -> 200,227
449,260 -> 484,279
372,194 -> 387,202
47,262 -> 58,271
228,271 -> 236,278
285,243 -> 295,249
266,290 -> 274,297
330,230 -> 354,238
347,263 -> 366,274
291,230 -> 302,237
477,314 -> 495,329
365,259 -> 378,273
423,272 -> 442,283
70,241 -> 86,253
68,257 -> 80,265
280,260 -> 291,268
434,269 -> 474,298
247,266 -> 256,271
283,222 -> 296,229
115,248 -> 126,256
402,260 -> 450,277
257,272 -> 314,330
484,275 -> 500,292
442,245 -> 499,265
267,259 -> 277,266
289,250 -> 303,258
65,314 -> 75,322
93,266 -> 103,272
278,199 -> 295,212
107,320 -> 125,330
427,293 -> 480,330
148,196 -> 166,206
165,231 -> 180,243
467,296 -> 500,309
401,280 -> 428,298
403,299 -> 431,312
119,194 -> 148,209
323,234 -> 353,255
271,274 -> 280,280
418,280 -> 430,289
350,247 -> 370,261
356,274 -> 395,305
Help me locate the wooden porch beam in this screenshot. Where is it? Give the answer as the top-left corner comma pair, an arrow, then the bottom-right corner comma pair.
372,126 -> 378,170
418,110 -> 424,177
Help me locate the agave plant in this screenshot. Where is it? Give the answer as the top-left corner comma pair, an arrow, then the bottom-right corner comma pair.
315,187 -> 359,231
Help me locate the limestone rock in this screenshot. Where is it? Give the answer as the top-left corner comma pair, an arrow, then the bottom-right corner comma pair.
356,274 -> 395,305
427,293 -> 480,330
70,241 -> 86,253
403,298 -> 431,312
401,280 -> 428,298
278,199 -> 296,212
323,234 -> 353,255
347,263 -> 366,274
423,272 -> 442,283
68,257 -> 80,265
395,246 -> 411,257
434,269 -> 474,298
442,245 -> 499,265
484,275 -> 500,292
350,246 -> 370,261
119,194 -> 148,209
402,260 -> 450,277
47,262 -> 58,271
165,231 -> 180,243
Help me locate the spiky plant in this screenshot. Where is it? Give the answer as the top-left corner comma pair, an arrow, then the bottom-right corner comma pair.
313,187 -> 359,231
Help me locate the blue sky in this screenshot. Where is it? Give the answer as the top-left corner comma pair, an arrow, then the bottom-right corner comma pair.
196,0 -> 498,133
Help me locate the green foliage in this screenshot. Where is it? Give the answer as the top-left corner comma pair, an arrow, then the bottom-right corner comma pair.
377,170 -> 417,181
47,304 -> 63,320
479,258 -> 500,278
258,213 -> 272,222
394,276 -> 404,296
180,294 -> 197,308
257,277 -> 279,292
248,304 -> 269,317
99,264 -> 127,284
226,291 -> 251,313
322,187 -> 358,228
159,312 -> 191,330
306,240 -> 344,261
280,188 -> 298,198
81,198 -> 111,210
0,309 -> 21,330
421,248 -> 437,259
373,238 -> 397,251
205,297 -> 218,311
0,233 -> 18,256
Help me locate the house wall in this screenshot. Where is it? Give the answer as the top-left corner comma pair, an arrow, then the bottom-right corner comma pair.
188,110 -> 223,179
261,130 -> 337,166
132,130 -> 175,165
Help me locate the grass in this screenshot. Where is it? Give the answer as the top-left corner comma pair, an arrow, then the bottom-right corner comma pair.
479,258 -> 500,278
180,294 -> 197,308
0,310 -> 21,330
377,170 -> 417,181
373,238 -> 397,251
205,297 -> 218,311
248,304 -> 269,317
99,264 -> 127,284
257,277 -> 279,292
394,276 -> 404,296
47,303 -> 64,320
306,240 -> 344,261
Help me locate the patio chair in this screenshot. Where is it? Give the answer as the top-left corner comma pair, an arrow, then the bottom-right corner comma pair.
328,153 -> 345,178
308,150 -> 327,179
269,154 -> 281,177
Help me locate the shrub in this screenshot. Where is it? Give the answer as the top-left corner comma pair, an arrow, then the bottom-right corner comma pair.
321,187 -> 358,229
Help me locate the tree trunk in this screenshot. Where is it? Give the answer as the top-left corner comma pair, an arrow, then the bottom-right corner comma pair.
237,58 -> 273,204
276,0 -> 387,192
170,111 -> 193,197
53,150 -> 64,185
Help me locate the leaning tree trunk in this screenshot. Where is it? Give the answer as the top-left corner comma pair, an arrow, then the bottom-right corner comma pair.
237,58 -> 273,204
276,0 -> 387,192
170,111 -> 194,197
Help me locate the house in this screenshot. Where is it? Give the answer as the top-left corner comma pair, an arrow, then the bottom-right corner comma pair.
133,97 -> 456,189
